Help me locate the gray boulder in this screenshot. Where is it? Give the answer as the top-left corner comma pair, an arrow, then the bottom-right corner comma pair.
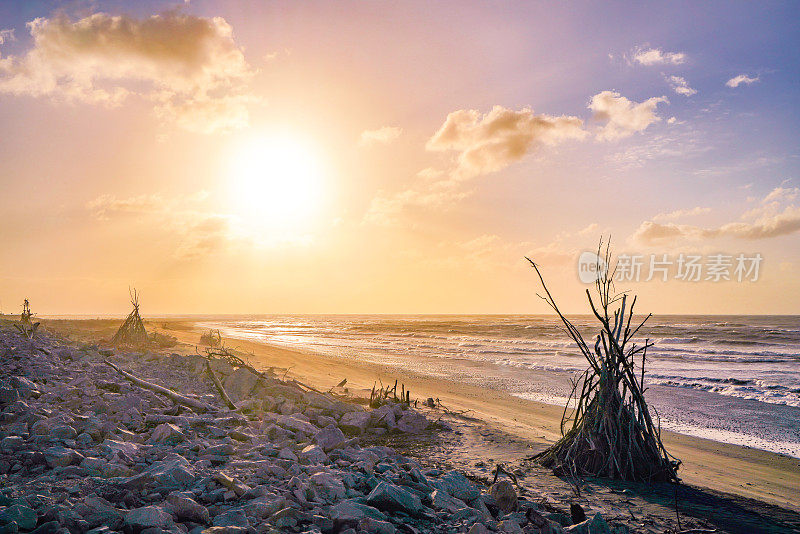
366,482 -> 423,516
490,480 -> 518,513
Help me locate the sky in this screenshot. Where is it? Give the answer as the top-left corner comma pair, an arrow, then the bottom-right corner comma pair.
0,1 -> 798,315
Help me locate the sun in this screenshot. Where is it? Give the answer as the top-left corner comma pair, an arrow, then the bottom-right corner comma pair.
228,134 -> 325,230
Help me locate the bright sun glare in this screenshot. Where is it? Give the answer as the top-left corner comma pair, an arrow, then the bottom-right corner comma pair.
229,134 -> 324,230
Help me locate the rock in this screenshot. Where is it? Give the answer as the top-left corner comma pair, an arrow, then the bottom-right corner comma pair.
329,501 -> 387,522
310,472 -> 346,501
223,368 -> 259,401
300,444 -> 328,464
430,490 -> 467,513
50,425 -> 77,440
0,505 -> 37,530
0,436 -> 25,452
212,509 -> 248,528
29,521 -> 60,534
467,524 -> 490,534
43,446 -> 77,468
432,471 -> 479,502
570,503 -> 586,524
358,517 -> 396,534
276,448 -> 297,462
213,472 -> 251,497
124,506 -> 174,531
149,423 -> 186,444
371,405 -> 396,430
396,411 -> 428,434
339,411 -> 372,435
0,387 -> 20,406
243,497 -> 285,519
166,494 -> 209,524
366,482 -> 423,516
499,520 -> 524,534
277,414 -> 318,435
490,480 -> 518,513
201,527 -> 248,534
565,513 -> 610,534
314,425 -> 346,452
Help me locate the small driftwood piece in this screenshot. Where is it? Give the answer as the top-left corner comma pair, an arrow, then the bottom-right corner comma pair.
205,359 -> 238,410
103,359 -> 213,413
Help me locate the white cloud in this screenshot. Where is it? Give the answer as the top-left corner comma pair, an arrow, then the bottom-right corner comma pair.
633,187 -> 800,244
426,105 -> 587,178
666,75 -> 697,96
589,91 -> 668,141
726,74 -> 760,88
0,12 -> 255,133
632,47 -> 687,66
359,126 -> 402,147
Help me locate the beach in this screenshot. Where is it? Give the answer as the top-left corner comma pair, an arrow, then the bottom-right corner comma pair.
45,317 -> 800,518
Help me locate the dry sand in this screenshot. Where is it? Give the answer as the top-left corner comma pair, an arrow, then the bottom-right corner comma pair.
44,317 -> 800,515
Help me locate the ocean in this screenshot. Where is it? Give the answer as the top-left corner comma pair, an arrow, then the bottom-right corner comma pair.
197,315 -> 800,458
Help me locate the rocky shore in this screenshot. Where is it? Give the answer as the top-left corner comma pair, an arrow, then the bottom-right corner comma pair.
0,323 -> 636,534
2,323 -> 796,534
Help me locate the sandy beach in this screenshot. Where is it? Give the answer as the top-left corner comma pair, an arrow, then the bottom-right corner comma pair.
45,317 -> 800,516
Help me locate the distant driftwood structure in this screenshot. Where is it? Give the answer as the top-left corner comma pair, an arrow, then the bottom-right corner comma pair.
528,241 -> 680,483
112,288 -> 148,346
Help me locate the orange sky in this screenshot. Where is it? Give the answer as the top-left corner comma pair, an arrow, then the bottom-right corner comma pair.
0,2 -> 798,315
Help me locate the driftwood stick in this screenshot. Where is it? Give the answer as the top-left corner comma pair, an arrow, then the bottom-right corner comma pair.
103,359 -> 213,413
206,360 -> 238,410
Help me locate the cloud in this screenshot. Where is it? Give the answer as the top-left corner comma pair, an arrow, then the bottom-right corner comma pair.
359,126 -> 402,147
666,75 -> 697,96
363,178 -> 468,226
589,91 -> 668,141
426,105 -> 587,178
0,11 -> 255,133
173,213 -> 236,260
632,187 -> 800,244
632,47 -> 686,66
726,74 -> 759,88
652,206 -> 711,222
86,193 -> 164,220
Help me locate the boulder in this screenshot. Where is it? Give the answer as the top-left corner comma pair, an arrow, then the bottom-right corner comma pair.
490,480 -> 518,513
310,472 -> 346,501
396,411 -> 428,434
314,425 -> 346,451
329,501 -> 387,522
148,423 -> 186,444
565,513 -> 611,534
43,446 -> 78,468
0,505 -> 37,530
124,506 -> 174,532
212,509 -> 249,528
223,368 -> 260,401
432,471 -> 480,502
166,494 -> 209,524
366,482 -> 423,516
278,415 -> 319,435
339,411 -> 371,435
299,444 -> 328,464
430,490 -> 467,514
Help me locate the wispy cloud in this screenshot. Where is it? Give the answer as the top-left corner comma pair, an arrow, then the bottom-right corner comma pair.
652,206 -> 711,222
358,126 -> 402,147
666,75 -> 697,96
0,11 -> 256,134
633,187 -> 800,244
631,47 -> 687,66
726,74 -> 760,88
0,28 -> 14,45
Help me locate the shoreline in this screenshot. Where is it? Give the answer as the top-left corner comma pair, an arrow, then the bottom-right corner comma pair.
132,319 -> 800,512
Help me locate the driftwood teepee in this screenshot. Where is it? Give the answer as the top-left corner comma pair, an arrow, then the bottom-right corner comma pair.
527,241 -> 680,483
112,288 -> 148,346
14,298 -> 40,339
